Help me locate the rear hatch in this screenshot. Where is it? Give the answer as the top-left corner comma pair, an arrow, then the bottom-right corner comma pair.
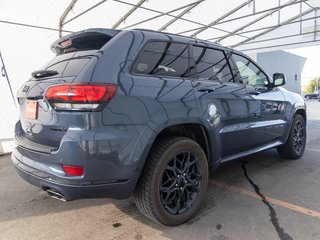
16,29 -> 119,152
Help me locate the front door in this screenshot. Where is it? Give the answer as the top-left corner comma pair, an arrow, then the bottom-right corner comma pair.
230,53 -> 287,148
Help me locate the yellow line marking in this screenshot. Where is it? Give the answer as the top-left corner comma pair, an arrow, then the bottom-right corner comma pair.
209,180 -> 320,219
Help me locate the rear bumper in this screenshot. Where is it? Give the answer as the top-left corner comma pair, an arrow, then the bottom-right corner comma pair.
11,122 -> 155,200
12,152 -> 135,200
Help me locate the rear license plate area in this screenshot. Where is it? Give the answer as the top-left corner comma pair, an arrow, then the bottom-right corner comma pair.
26,100 -> 38,119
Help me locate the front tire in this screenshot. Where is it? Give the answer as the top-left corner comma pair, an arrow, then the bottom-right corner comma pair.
134,137 -> 208,226
278,114 -> 306,159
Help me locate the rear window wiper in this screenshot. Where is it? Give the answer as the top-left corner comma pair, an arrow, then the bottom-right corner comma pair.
32,70 -> 59,79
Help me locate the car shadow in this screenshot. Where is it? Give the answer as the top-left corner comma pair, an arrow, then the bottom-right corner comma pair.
1,146 -> 317,240
108,149 -> 306,238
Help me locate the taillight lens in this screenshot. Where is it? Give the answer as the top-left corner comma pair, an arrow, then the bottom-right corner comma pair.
62,165 -> 84,176
45,83 -> 117,111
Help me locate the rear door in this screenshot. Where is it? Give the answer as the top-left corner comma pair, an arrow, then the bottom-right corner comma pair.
229,53 -> 287,147
190,44 -> 252,157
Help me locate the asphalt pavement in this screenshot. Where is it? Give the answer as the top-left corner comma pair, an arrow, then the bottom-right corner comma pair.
0,100 -> 319,240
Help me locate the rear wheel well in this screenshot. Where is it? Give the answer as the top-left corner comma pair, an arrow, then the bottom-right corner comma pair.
154,124 -> 211,168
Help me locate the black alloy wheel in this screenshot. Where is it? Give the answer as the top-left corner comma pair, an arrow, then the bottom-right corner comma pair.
278,114 -> 306,159
134,137 -> 208,226
160,151 -> 202,215
292,118 -> 305,155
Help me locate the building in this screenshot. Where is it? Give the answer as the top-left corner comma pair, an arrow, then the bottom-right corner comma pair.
256,51 -> 306,95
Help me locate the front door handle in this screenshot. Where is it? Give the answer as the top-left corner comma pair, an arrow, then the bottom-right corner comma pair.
198,88 -> 215,93
248,90 -> 261,95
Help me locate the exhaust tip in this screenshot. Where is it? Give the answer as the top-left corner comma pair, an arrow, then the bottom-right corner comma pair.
46,188 -> 68,202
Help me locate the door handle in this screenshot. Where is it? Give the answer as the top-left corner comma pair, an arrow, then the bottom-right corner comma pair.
248,90 -> 261,95
198,88 -> 215,93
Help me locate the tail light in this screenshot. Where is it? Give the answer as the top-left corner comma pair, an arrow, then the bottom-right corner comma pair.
62,165 -> 83,176
45,83 -> 117,111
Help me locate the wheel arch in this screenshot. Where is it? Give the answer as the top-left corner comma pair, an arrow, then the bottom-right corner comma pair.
295,108 -> 307,122
282,106 -> 307,144
152,123 -> 211,168
134,123 -> 212,186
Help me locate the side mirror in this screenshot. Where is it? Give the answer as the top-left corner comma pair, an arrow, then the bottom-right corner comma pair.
273,73 -> 286,87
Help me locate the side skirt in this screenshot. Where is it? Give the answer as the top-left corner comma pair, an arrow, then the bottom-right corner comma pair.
219,140 -> 283,164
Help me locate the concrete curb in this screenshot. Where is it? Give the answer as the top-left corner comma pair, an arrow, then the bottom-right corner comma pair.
0,139 -> 14,155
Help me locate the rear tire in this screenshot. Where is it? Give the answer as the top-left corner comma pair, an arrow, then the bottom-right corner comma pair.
277,114 -> 306,159
134,137 -> 208,226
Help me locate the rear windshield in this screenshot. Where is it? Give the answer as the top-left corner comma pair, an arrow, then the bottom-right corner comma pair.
35,50 -> 97,79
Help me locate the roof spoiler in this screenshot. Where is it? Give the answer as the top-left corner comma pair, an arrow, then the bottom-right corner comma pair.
51,28 -> 120,55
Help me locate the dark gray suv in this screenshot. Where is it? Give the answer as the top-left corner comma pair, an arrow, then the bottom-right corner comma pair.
12,28 -> 306,225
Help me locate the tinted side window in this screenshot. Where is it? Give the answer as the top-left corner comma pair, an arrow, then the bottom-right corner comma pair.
232,54 -> 268,87
191,46 -> 233,82
132,41 -> 189,77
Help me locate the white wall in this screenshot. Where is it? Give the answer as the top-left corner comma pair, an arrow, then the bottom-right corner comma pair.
257,51 -> 306,94
0,24 -> 57,154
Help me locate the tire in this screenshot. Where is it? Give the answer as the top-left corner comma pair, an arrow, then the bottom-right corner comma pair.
277,114 -> 306,159
134,137 -> 208,226
305,96 -> 310,100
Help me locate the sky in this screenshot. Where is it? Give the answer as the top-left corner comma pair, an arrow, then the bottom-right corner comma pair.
287,45 -> 320,86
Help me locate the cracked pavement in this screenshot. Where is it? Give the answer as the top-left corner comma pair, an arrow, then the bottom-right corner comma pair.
0,100 -> 320,240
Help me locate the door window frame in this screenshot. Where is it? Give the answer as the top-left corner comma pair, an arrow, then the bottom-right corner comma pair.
228,51 -> 271,87
189,43 -> 235,83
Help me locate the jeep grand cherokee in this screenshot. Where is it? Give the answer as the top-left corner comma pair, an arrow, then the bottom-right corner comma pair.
12,28 -> 306,225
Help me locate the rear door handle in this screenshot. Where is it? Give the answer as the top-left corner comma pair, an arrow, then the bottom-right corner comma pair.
198,88 -> 215,93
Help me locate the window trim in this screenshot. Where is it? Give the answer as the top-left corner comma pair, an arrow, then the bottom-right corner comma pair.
189,44 -> 235,83
129,39 -> 192,79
